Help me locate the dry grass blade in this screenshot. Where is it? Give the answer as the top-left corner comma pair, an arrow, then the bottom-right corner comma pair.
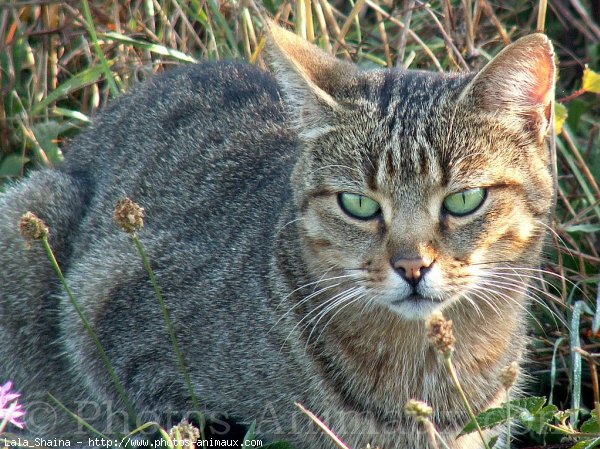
569,0 -> 600,41
462,0 -> 475,58
364,0 -> 443,71
332,0 -> 367,54
396,0 -> 415,67
417,0 -> 469,70
479,0 -> 510,44
537,0 -> 547,32
295,402 -> 353,449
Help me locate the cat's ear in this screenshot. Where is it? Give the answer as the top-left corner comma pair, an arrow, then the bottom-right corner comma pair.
460,34 -> 555,142
264,20 -> 358,135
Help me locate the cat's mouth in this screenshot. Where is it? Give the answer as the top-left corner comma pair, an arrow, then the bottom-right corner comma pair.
388,293 -> 444,320
390,292 -> 442,304
397,293 -> 430,303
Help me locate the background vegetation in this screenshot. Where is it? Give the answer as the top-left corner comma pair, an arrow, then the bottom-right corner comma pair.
0,0 -> 598,448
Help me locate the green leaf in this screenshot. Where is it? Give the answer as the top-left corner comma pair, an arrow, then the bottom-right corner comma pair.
0,154 -> 29,177
570,437 -> 600,449
511,397 -> 547,413
565,99 -> 593,130
32,121 -> 65,166
581,413 -> 600,433
241,421 -> 257,448
101,32 -> 198,63
52,107 -> 91,124
487,435 -> 499,448
32,65 -> 106,115
582,66 -> 600,94
12,35 -> 35,92
565,224 -> 600,234
554,102 -> 568,134
460,397 -> 547,436
528,404 -> 559,433
461,407 -> 507,435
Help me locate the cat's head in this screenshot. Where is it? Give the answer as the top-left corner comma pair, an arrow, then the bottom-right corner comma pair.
267,23 -> 556,320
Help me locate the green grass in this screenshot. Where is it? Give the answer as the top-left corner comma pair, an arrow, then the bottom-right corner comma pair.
0,0 -> 599,448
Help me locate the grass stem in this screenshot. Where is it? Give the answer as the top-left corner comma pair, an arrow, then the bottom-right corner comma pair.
443,354 -> 491,449
537,0 -> 547,32
295,402 -> 352,449
131,234 -> 205,440
430,423 -> 453,449
506,389 -> 512,449
81,0 -> 120,96
40,235 -> 137,423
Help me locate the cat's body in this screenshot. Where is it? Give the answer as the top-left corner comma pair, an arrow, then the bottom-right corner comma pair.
0,24 -> 555,449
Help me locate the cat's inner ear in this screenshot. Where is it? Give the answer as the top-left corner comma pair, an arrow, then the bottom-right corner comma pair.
265,21 -> 358,134
461,34 -> 555,142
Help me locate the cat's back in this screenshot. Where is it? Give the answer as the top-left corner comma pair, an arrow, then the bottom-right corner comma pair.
0,59 -> 299,323
63,60 -> 298,243
0,59 -> 300,418
66,60 -> 292,189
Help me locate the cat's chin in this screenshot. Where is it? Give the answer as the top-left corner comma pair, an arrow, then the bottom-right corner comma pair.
387,295 -> 445,321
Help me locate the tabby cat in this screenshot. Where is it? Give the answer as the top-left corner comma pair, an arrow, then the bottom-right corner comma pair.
0,21 -> 555,449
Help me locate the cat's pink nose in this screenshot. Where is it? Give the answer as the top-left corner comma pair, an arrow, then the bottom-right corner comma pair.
391,256 -> 433,286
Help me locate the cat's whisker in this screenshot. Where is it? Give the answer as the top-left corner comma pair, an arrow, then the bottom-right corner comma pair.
470,260 -> 522,266
359,291 -> 382,314
474,275 -> 567,328
485,265 -> 589,300
458,292 -> 487,321
307,288 -> 368,349
467,284 -> 546,331
275,270 -> 358,308
462,286 -> 503,318
476,269 -> 561,301
276,269 -> 369,334
463,291 -> 499,324
472,262 -> 578,294
275,217 -> 306,237
271,282 -> 343,334
471,278 -> 562,330
534,219 -> 575,258
312,266 -> 341,291
279,294 -> 345,352
280,286 -> 361,350
477,270 -> 563,303
273,275 -> 361,328
305,286 -> 365,336
345,267 -> 384,273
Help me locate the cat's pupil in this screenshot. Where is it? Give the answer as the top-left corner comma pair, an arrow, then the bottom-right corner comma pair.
338,193 -> 381,220
443,187 -> 486,216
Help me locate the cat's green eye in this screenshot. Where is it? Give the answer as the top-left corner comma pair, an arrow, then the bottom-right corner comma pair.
443,188 -> 487,216
338,193 -> 381,220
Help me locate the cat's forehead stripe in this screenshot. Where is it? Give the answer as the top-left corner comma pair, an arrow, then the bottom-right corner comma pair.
370,72 -> 450,191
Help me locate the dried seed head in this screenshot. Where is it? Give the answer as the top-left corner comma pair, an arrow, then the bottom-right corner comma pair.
169,419 -> 200,447
426,311 -> 455,357
114,198 -> 144,234
404,399 -> 433,421
19,212 -> 49,240
500,361 -> 520,389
